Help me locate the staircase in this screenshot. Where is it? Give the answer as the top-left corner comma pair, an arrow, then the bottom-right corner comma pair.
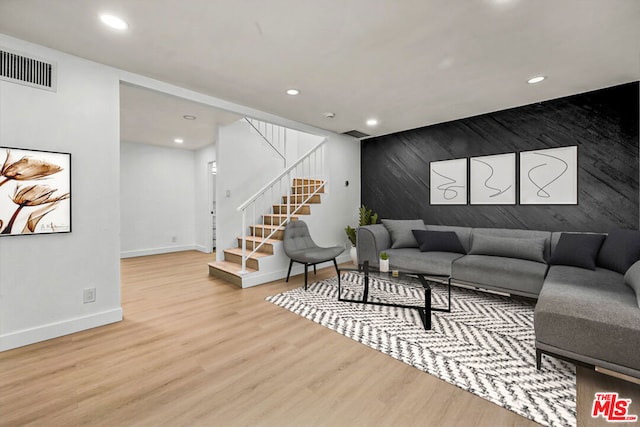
208,178 -> 326,286
208,131 -> 327,287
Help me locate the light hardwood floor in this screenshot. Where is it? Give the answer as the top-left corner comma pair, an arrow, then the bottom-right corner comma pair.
0,251 -> 539,426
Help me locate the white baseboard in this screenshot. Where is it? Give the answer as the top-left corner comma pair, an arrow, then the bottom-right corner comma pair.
241,253 -> 352,288
120,245 -> 197,259
0,308 -> 123,352
194,245 -> 212,254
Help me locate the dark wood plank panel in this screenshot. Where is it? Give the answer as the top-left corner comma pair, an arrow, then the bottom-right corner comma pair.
362,82 -> 639,232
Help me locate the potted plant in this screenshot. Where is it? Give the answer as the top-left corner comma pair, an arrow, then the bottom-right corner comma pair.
345,204 -> 379,265
379,251 -> 389,272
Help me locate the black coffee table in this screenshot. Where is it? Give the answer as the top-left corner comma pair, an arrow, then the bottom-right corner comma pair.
337,261 -> 451,330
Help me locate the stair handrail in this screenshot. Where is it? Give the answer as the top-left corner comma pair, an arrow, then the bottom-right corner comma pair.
237,138 -> 327,212
245,118 -> 287,167
237,138 -> 327,273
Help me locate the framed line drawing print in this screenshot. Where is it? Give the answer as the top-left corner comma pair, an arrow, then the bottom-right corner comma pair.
0,146 -> 71,236
430,158 -> 467,205
470,153 -> 516,205
520,146 -> 577,205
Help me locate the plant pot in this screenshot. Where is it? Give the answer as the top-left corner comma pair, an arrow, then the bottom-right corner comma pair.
379,258 -> 389,272
350,246 -> 358,266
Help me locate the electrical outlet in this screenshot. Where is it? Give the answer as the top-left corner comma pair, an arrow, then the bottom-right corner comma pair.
83,288 -> 96,304
171,236 -> 177,243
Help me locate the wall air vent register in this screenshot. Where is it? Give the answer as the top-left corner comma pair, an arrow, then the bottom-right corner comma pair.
341,129 -> 370,139
0,47 -> 57,92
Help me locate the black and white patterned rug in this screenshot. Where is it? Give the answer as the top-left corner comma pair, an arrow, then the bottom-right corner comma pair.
266,272 -> 576,427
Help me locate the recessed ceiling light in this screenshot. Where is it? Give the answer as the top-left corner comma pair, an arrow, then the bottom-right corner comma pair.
174,138 -> 184,144
99,14 -> 128,30
366,118 -> 378,127
286,89 -> 300,96
527,76 -> 546,84
183,115 -> 196,120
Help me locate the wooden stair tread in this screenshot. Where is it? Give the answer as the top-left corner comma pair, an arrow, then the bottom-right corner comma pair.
283,195 -> 321,203
224,248 -> 271,259
252,224 -> 285,231
272,204 -> 311,210
261,214 -> 299,225
208,261 -> 257,275
272,204 -> 311,216
241,236 -> 281,245
293,178 -> 325,184
208,261 -> 257,287
236,236 -> 277,254
250,224 -> 285,240
292,184 -> 325,194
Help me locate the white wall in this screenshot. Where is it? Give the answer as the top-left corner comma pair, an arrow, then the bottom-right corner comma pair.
216,119 -> 288,258
120,142 -> 197,257
0,35 -> 122,350
306,134 -> 361,248
283,128 -> 320,163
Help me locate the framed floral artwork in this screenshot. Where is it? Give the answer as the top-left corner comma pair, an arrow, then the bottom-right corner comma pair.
0,147 -> 71,236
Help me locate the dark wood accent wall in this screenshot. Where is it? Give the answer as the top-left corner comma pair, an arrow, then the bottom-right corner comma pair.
361,82 -> 639,232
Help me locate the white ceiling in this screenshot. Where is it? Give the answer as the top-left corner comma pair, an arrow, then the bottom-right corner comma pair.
0,0 -> 639,139
120,84 -> 241,150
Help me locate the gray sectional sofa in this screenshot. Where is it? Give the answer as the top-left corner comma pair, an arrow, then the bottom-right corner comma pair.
356,221 -> 640,379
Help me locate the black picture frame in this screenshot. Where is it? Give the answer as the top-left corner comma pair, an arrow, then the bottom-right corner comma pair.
519,145 -> 578,205
469,152 -> 517,205
429,158 -> 467,205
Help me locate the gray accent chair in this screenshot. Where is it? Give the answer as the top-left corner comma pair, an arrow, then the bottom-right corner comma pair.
283,221 -> 344,290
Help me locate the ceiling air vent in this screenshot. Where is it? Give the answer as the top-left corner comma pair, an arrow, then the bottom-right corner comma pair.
341,129 -> 370,139
0,47 -> 57,92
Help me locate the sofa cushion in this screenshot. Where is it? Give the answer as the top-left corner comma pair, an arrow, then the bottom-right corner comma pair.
425,224 -> 473,253
381,219 -> 426,249
535,265 -> 640,373
472,228 -> 552,260
468,233 -> 546,263
597,228 -> 640,274
412,230 -> 466,254
624,260 -> 640,307
549,232 -> 606,271
451,254 -> 548,297
385,248 -> 464,276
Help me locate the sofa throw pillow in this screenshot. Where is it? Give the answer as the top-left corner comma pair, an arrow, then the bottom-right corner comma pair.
469,233 -> 546,263
624,260 -> 640,307
381,219 -> 426,249
412,230 -> 466,254
549,233 -> 606,270
596,228 -> 640,274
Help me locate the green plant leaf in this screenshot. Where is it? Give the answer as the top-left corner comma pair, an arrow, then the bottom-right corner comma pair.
344,225 -> 357,246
